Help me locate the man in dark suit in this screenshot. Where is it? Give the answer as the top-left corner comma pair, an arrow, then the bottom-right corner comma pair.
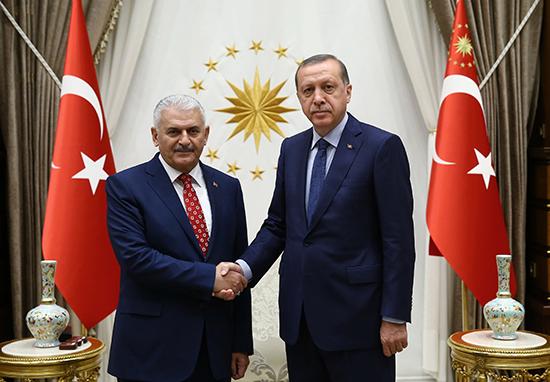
106,94 -> 253,382
235,54 -> 415,381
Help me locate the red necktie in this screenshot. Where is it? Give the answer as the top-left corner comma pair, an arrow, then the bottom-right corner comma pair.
180,174 -> 209,257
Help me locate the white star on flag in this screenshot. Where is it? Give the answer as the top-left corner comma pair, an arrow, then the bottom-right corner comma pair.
72,152 -> 109,194
467,148 -> 496,189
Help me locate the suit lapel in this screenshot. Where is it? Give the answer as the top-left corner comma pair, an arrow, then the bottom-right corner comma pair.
201,164 -> 219,260
308,115 -> 364,230
146,155 -> 204,259
292,130 -> 312,227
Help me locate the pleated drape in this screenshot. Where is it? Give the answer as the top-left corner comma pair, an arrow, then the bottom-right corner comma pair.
429,0 -> 543,332
0,0 -> 118,340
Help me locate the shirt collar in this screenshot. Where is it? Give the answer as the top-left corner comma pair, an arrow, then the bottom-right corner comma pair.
310,113 -> 349,150
158,155 -> 205,188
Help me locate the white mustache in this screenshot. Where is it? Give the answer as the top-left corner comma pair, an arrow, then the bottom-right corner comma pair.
310,106 -> 331,113
174,145 -> 195,152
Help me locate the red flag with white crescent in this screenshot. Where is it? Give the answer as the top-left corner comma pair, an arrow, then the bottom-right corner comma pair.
426,0 -> 516,306
42,0 -> 119,329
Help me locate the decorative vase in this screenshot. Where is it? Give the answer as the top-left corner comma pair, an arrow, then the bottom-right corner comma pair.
483,254 -> 524,340
26,260 -> 70,347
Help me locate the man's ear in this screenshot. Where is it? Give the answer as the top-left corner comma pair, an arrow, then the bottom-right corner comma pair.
151,126 -> 159,147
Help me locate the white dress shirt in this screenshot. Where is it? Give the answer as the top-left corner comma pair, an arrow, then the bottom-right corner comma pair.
158,155 -> 212,235
305,113 -> 348,214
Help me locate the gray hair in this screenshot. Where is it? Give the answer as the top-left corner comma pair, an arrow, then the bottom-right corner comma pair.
294,54 -> 350,89
153,94 -> 206,129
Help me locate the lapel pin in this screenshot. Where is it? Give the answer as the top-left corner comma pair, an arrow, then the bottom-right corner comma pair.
213,181 -> 218,188
347,144 -> 353,149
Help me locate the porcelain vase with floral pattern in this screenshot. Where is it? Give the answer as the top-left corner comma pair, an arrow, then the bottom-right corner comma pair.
483,254 -> 524,340
26,260 -> 70,347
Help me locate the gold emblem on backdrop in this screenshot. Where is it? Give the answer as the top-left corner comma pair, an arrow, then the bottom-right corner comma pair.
191,40 -> 302,180
216,67 -> 298,153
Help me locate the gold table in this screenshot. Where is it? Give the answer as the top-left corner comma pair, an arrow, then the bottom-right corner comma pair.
449,329 -> 550,381
0,337 -> 105,381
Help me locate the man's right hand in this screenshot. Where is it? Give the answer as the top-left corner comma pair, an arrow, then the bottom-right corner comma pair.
213,262 -> 247,301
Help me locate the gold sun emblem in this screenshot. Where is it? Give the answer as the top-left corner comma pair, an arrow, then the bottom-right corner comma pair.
454,35 -> 473,57
216,67 -> 298,152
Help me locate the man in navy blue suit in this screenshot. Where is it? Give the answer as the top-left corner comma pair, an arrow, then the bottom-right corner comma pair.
235,54 -> 416,381
105,94 -> 253,382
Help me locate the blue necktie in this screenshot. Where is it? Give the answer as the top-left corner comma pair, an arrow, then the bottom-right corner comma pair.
308,139 -> 329,224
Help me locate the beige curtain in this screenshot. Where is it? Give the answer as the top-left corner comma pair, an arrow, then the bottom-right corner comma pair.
0,0 -> 118,340
429,0 -> 543,331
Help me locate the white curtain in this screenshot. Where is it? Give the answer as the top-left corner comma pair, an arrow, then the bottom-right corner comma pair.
95,3 -> 154,382
385,1 -> 451,381
97,1 -> 436,381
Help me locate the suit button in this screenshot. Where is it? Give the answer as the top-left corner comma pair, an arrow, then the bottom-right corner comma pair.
199,302 -> 205,308
304,240 -> 311,247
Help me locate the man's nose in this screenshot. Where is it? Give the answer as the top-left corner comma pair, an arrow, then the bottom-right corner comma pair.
179,132 -> 191,145
313,89 -> 325,104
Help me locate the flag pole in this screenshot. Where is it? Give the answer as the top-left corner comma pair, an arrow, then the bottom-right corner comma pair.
462,281 -> 469,331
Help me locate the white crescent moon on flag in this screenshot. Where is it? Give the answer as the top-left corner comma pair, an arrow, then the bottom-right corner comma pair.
61,75 -> 104,140
434,74 -> 485,165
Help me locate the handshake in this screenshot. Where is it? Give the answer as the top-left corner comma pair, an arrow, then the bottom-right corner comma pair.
212,262 -> 247,301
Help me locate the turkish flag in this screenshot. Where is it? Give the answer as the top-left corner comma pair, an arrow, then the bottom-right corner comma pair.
42,0 -> 119,329
426,0 -> 516,306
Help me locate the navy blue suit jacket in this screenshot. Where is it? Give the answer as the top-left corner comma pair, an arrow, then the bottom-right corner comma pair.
241,113 -> 415,352
106,154 -> 253,382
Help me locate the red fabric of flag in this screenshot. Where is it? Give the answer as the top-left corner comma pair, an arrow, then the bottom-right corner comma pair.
426,0 -> 516,306
42,0 -> 119,329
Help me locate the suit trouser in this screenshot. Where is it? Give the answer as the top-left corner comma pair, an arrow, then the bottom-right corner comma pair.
117,329 -> 230,382
285,311 -> 395,382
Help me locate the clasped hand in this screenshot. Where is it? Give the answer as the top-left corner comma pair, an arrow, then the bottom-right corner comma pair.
212,262 -> 247,301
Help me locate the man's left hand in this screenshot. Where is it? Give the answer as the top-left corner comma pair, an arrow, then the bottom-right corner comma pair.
380,321 -> 408,357
231,352 -> 250,379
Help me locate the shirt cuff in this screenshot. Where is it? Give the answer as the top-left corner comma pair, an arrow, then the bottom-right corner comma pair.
382,317 -> 405,324
235,259 -> 253,281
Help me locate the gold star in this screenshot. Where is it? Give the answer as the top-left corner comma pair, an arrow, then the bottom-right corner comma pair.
465,24 -> 469,29
274,44 -> 288,59
250,40 -> 264,54
225,44 -> 240,59
226,161 -> 241,176
204,148 -> 220,162
461,62 -> 465,68
204,58 -> 219,72
295,58 -> 304,66
458,24 -> 463,29
251,166 -> 265,180
216,67 -> 299,152
468,62 -> 473,67
190,79 -> 205,94
454,35 -> 473,57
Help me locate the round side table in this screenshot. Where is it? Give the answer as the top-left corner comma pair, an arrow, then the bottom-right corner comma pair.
0,337 -> 105,381
448,329 -> 550,381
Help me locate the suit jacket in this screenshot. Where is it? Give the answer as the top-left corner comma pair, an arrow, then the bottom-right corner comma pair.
241,113 -> 415,352
106,154 -> 253,382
